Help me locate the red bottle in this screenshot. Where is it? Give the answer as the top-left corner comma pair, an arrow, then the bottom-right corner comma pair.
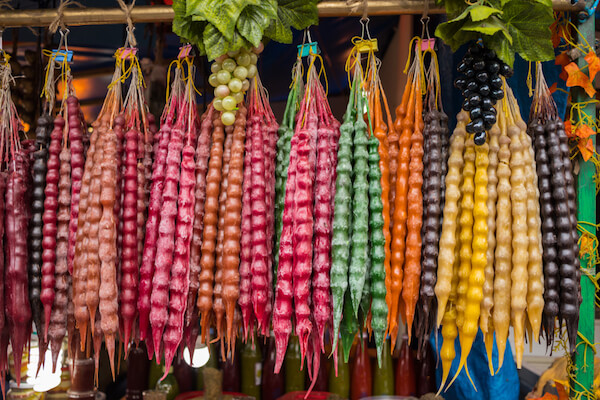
350,337 -> 372,400
395,335 -> 416,396
416,340 -> 436,396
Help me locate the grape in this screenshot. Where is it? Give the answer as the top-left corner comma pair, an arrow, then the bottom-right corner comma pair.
247,64 -> 257,79
490,75 -> 503,89
242,79 -> 250,92
214,98 -> 224,111
470,107 -> 482,120
466,118 -> 484,133
454,77 -> 467,90
217,70 -> 232,84
236,53 -> 251,67
473,59 -> 486,71
221,111 -> 236,126
473,131 -> 487,145
211,63 -> 222,73
222,96 -> 237,111
208,73 -> 219,87
234,66 -> 248,80
467,80 -> 478,91
233,92 -> 244,104
222,58 -> 237,72
479,84 -> 490,96
476,71 -> 489,83
215,84 -> 230,98
465,69 -> 475,78
249,53 -> 258,65
488,61 -> 500,74
228,78 -> 243,93
253,42 -> 264,54
216,54 -> 228,63
227,49 -> 240,57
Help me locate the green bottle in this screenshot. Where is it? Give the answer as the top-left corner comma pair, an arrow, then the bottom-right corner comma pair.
157,366 -> 180,400
241,338 -> 262,400
196,341 -> 218,391
148,360 -> 164,390
284,336 -> 304,392
373,339 -> 394,395
328,346 -> 350,398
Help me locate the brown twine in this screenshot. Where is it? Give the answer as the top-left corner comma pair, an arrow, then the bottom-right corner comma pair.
117,0 -> 137,47
346,0 -> 368,18
48,0 -> 85,34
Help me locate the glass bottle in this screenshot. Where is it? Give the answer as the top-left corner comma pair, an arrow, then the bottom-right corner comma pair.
284,336 -> 304,393
395,335 -> 416,396
350,337 -> 372,400
241,338 -> 262,400
328,346 -> 349,398
261,336 -> 285,400
373,339 -> 394,395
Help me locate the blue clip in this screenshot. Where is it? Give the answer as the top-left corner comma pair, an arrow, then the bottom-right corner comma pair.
579,0 -> 599,21
52,49 -> 73,63
297,41 -> 320,57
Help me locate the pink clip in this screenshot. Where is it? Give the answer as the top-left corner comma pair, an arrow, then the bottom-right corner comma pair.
119,47 -> 138,60
178,44 -> 192,59
415,38 -> 436,52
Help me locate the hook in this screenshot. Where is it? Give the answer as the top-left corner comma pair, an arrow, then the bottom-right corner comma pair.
420,16 -> 431,40
360,17 -> 372,40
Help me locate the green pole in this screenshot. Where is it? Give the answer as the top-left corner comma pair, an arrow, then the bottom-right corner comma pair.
571,11 -> 596,400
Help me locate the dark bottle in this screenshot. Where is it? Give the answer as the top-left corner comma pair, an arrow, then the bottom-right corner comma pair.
350,337 -> 372,400
221,343 -> 241,393
241,339 -> 262,400
173,356 -> 196,393
262,336 -> 285,400
373,339 -> 394,395
126,344 -> 150,400
395,335 -> 416,396
416,340 -> 436,396
284,336 -> 304,393
328,346 -> 350,398
308,349 -> 329,392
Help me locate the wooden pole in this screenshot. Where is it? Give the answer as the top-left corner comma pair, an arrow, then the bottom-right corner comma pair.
571,12 -> 596,400
0,1 -> 585,28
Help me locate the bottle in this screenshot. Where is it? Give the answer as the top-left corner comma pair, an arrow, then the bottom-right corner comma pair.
373,339 -> 394,395
156,366 -> 180,400
173,356 -> 196,393
350,337 -> 372,400
241,338 -> 262,400
416,340 -> 436,396
69,350 -> 95,400
284,336 -> 304,393
221,344 -> 241,393
308,350 -> 328,392
328,346 -> 350,398
261,336 -> 285,400
196,341 -> 218,391
395,335 -> 416,396
127,345 -> 150,400
148,360 -> 164,391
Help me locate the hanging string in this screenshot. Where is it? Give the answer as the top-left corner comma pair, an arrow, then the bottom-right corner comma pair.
117,0 -> 137,48
48,0 -> 84,34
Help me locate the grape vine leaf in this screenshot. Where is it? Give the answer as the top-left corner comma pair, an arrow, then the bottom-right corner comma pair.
186,0 -> 259,41
502,0 -> 554,62
237,1 -> 278,47
486,30 -> 515,66
264,0 -> 319,43
461,16 -> 509,37
172,0 -> 206,55
469,5 -> 502,22
203,23 -> 250,61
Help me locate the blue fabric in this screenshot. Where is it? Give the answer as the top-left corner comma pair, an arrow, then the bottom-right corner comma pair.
431,330 -> 520,400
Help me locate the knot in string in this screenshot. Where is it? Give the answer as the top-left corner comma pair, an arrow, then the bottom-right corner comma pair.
117,0 -> 137,47
49,0 -> 84,34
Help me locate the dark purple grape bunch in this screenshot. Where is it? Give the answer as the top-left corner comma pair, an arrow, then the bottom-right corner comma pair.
454,42 -> 513,145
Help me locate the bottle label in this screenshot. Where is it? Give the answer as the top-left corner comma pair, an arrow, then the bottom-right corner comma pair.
254,362 -> 262,386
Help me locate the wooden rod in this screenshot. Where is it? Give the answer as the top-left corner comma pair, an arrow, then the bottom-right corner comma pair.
0,0 -> 586,28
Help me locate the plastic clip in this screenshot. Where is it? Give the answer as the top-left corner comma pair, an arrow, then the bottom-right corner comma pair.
53,49 -> 73,63
178,44 -> 193,59
579,0 -> 599,21
355,38 -> 378,53
415,38 -> 436,52
297,41 -> 320,57
118,47 -> 138,60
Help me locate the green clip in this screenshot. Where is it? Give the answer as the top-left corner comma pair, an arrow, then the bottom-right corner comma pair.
297,41 -> 320,57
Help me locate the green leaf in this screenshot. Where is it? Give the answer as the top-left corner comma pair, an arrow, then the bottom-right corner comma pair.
264,0 -> 318,44
442,0 -> 472,18
469,5 -> 502,21
185,0 -> 259,41
435,19 -> 469,51
485,31 -> 515,66
172,0 -> 206,55
502,0 -> 554,62
461,15 -> 509,37
203,23 -> 250,60
237,1 -> 278,47
276,0 -> 318,30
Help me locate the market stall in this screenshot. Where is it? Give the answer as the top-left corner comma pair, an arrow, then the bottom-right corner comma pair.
0,0 -> 596,399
